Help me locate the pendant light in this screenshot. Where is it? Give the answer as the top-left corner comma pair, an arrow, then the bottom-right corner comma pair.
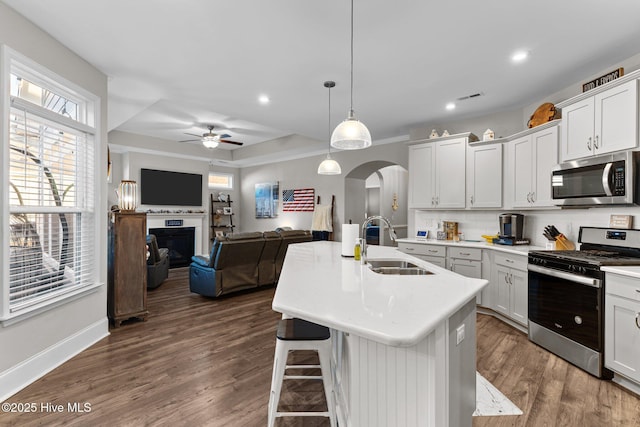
331,0 -> 371,150
318,81 -> 342,175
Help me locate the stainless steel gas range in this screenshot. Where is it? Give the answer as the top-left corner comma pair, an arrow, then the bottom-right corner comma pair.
528,227 -> 640,378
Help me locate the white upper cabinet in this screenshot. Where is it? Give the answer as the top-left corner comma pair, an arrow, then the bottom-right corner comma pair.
407,133 -> 473,210
559,78 -> 639,162
436,137 -> 467,209
408,143 -> 435,209
507,123 -> 559,208
467,143 -> 503,208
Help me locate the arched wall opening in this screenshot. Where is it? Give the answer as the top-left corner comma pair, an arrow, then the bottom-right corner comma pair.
343,161 -> 408,246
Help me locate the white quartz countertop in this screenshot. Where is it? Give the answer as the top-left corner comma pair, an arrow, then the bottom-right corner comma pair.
396,238 -> 544,256
601,266 -> 640,278
272,241 -> 488,347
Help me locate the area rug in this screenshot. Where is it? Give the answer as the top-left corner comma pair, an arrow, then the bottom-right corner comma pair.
474,372 -> 523,417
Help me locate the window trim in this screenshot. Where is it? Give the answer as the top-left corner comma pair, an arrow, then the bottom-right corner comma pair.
208,171 -> 234,190
1,44 -> 102,322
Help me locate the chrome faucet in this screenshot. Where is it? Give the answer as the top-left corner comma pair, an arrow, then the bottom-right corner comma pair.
361,215 -> 397,264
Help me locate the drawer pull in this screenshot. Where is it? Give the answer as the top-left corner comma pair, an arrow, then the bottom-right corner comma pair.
460,252 -> 471,256
505,259 -> 514,263
405,247 -> 415,251
428,249 -> 439,253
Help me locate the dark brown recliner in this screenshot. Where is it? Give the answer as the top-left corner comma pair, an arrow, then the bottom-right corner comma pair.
258,231 -> 283,286
189,232 -> 265,297
275,229 -> 312,281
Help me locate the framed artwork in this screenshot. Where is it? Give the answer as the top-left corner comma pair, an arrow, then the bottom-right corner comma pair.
223,207 -> 233,215
255,182 -> 279,218
215,230 -> 225,238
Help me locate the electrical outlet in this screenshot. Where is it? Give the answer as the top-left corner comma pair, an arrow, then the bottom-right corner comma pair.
456,324 -> 465,345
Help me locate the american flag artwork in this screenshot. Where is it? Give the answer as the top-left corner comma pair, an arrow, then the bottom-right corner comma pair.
282,188 -> 315,212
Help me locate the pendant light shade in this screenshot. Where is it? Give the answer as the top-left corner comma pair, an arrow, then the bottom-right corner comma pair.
318,80 -> 342,175
331,109 -> 371,150
331,0 -> 371,150
318,154 -> 342,175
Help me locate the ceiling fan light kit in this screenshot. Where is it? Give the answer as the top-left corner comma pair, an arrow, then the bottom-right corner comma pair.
331,0 -> 371,151
319,80 -> 342,175
202,135 -> 219,149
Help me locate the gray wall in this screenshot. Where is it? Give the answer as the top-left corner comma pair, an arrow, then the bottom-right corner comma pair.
108,130 -> 240,253
0,3 -> 108,397
239,141 -> 409,240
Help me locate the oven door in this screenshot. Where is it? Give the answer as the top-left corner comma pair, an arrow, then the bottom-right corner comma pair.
528,264 -> 603,351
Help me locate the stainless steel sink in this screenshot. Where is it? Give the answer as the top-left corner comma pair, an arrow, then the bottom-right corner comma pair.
367,259 -> 433,275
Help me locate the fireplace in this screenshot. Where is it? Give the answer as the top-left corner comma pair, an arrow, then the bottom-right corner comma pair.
149,227 -> 195,268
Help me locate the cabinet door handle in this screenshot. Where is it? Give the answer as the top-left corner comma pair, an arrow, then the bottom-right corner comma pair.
594,135 -> 599,149
587,137 -> 592,151
636,313 -> 640,329
470,195 -> 474,205
431,196 -> 435,206
531,192 -> 536,203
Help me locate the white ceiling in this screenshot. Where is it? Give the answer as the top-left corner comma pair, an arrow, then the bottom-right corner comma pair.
5,0 -> 640,166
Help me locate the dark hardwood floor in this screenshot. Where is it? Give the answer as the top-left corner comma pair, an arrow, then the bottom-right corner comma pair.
1,269 -> 639,426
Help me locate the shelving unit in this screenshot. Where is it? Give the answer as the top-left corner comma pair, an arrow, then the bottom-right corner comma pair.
210,194 -> 235,240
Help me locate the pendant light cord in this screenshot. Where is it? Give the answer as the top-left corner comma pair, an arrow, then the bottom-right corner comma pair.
328,84 -> 332,153
350,0 -> 354,112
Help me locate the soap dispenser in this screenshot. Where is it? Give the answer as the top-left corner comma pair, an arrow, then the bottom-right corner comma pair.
354,238 -> 361,261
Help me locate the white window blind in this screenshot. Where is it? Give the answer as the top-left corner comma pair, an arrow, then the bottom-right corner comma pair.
6,67 -> 96,315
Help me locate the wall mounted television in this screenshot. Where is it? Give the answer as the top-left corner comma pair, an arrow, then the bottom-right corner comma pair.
140,168 -> 202,206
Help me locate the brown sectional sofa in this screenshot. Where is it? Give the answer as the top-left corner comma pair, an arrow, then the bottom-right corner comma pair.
189,229 -> 312,297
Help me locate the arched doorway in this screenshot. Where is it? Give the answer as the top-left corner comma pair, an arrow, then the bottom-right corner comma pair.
344,161 -> 408,246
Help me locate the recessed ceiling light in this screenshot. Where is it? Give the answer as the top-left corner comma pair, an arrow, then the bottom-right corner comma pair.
446,102 -> 456,111
511,50 -> 529,63
258,95 -> 270,105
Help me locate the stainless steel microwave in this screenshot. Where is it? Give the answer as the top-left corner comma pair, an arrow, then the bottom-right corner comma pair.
552,151 -> 640,206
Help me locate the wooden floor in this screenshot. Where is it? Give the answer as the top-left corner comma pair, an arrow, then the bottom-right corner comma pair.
1,269 -> 639,426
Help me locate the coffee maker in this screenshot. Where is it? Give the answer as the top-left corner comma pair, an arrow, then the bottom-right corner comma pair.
495,213 -> 528,245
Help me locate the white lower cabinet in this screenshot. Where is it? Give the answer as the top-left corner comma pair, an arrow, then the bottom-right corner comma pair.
447,247 -> 482,304
605,273 -> 640,384
492,253 -> 528,326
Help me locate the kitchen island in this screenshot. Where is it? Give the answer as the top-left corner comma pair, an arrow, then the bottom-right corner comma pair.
272,241 -> 488,427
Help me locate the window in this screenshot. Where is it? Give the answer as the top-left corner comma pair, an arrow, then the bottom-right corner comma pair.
2,48 -> 99,320
208,172 -> 233,190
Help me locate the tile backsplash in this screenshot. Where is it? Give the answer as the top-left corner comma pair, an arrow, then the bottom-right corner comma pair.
414,207 -> 640,247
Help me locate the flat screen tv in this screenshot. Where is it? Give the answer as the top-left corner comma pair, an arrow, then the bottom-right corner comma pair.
140,168 -> 202,206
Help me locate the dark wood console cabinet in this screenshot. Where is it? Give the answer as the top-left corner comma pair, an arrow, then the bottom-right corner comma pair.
108,212 -> 149,327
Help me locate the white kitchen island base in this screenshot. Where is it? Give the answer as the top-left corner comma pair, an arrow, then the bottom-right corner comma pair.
334,299 -> 476,427
272,242 -> 486,427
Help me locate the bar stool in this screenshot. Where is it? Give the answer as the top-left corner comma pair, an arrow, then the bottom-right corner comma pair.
268,318 -> 336,427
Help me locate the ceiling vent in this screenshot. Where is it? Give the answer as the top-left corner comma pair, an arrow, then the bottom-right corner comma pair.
456,92 -> 484,102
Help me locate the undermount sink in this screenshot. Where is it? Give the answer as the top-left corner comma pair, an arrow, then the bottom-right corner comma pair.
367,259 -> 433,275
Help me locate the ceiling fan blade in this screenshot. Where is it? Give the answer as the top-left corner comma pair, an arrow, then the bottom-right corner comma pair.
219,139 -> 243,146
178,139 -> 200,143
220,133 -> 231,139
184,132 -> 203,138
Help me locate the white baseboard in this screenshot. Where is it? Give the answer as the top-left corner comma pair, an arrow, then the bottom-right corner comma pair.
0,317 -> 109,402
612,374 -> 640,397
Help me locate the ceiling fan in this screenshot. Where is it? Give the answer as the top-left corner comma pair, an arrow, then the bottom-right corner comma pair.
179,125 -> 244,149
